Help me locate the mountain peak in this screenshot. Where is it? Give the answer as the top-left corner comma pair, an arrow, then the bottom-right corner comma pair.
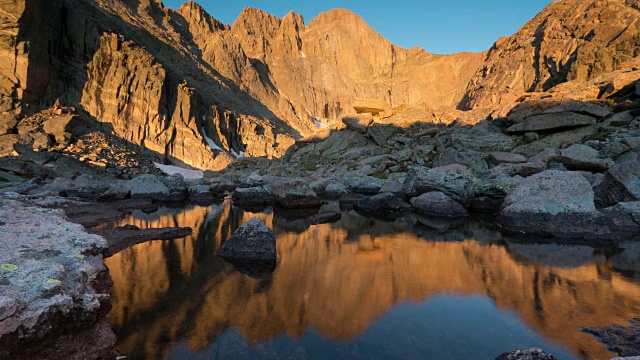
176,0 -> 228,32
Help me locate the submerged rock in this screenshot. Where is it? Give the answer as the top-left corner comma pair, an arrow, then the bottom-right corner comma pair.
309,210 -> 342,225
216,218 -> 277,262
0,198 -> 115,360
495,348 -> 558,360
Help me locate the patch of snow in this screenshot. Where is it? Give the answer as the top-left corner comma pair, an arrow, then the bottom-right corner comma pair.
230,149 -> 244,158
202,127 -> 225,152
313,118 -> 328,129
301,51 -> 306,58
153,162 -> 203,180
202,115 -> 207,121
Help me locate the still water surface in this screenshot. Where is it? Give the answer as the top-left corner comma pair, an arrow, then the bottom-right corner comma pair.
102,200 -> 640,360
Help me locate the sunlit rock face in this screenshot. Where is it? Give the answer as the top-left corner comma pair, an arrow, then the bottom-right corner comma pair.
5,0 -> 637,169
103,202 -> 640,360
461,0 -> 640,110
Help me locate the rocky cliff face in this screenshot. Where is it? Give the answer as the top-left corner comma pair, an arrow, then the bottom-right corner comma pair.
1,0 -> 640,169
461,0 -> 640,110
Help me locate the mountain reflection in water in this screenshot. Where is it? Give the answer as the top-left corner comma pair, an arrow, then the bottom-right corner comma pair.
103,200 -> 640,360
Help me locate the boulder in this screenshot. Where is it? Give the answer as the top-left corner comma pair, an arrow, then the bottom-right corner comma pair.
274,185 -> 320,208
506,112 -> 597,134
188,185 -> 213,204
490,152 -> 527,164
43,115 -> 90,137
449,127 -> 516,152
554,144 -> 613,171
0,134 -> 23,156
410,192 -> 469,218
325,182 -> 349,197
403,167 -> 476,205
232,186 -> 274,205
31,133 -> 52,151
495,348 -> 558,360
543,100 -> 612,119
432,148 -> 488,174
597,150 -> 640,206
432,164 -> 474,177
366,123 -> 397,146
342,113 -> 373,134
158,174 -> 188,201
343,175 -> 384,195
379,180 -> 405,196
127,174 -> 171,201
498,170 -> 607,238
0,112 -> 18,133
516,161 -> 546,177
0,199 -> 115,360
353,99 -> 388,115
216,218 -> 276,262
355,192 -> 413,214
513,125 -> 599,157
602,202 -> 640,235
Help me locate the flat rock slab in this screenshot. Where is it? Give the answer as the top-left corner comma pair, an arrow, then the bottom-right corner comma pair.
490,152 -> 527,164
507,112 -> 597,134
0,198 -> 115,360
95,225 -> 193,256
554,144 -> 613,171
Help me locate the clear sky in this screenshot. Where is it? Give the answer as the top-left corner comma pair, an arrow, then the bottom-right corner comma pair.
162,0 -> 554,54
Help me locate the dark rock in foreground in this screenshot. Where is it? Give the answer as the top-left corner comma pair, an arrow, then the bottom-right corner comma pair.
583,318 -> 640,357
0,198 -> 115,360
216,218 -> 277,262
495,348 -> 558,360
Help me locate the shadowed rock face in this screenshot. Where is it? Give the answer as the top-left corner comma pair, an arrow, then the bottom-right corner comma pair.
103,202 -> 640,360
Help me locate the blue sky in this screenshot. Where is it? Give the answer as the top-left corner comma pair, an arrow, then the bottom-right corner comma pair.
163,0 -> 554,54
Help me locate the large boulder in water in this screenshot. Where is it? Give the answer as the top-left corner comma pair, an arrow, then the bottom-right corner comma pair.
216,218 -> 276,262
498,170 -> 608,238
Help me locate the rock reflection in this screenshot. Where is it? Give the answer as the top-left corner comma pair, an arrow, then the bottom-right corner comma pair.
104,201 -> 640,360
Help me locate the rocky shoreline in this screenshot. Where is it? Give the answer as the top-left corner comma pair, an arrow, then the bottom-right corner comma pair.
1,157 -> 639,358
